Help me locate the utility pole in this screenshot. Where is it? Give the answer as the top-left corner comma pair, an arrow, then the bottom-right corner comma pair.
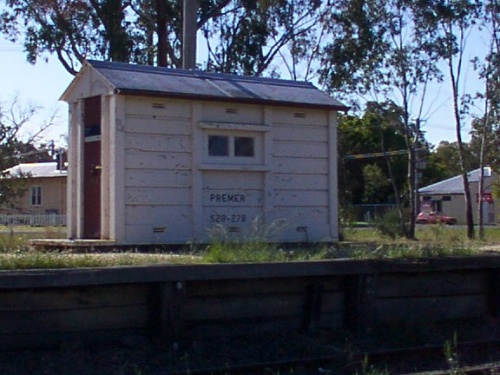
182,0 -> 198,69
414,119 -> 420,216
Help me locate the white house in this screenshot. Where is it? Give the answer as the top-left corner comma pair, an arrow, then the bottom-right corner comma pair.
61,60 -> 347,245
419,167 -> 499,225
2,162 -> 67,215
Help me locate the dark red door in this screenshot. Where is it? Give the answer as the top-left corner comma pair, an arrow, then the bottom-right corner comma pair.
83,97 -> 101,239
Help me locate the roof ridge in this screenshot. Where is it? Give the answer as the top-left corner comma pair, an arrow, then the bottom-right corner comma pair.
86,60 -> 315,89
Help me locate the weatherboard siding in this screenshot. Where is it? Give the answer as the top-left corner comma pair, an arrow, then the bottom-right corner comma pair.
118,98 -> 335,243
122,96 -> 194,243
198,102 -> 266,240
271,108 -> 332,242
121,97 -> 333,243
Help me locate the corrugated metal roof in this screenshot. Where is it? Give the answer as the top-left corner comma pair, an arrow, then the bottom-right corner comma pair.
419,168 -> 491,195
81,60 -> 348,110
4,162 -> 67,178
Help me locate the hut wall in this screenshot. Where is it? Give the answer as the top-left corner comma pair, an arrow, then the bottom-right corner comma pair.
122,96 -> 194,243
116,97 -> 335,244
270,107 -> 332,242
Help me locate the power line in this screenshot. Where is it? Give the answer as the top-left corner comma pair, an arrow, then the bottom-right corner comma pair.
344,148 -> 426,160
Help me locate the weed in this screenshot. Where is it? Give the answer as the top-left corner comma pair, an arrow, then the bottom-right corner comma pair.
203,218 -> 289,263
372,209 -> 406,240
355,356 -> 389,375
0,252 -> 199,270
444,333 -> 465,375
348,242 -> 478,260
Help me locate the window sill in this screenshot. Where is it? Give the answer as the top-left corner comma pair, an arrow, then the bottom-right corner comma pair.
199,164 -> 271,172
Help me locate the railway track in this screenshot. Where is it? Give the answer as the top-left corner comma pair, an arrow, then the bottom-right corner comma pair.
161,339 -> 500,375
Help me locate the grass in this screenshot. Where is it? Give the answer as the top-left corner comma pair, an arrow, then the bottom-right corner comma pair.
0,224 -> 497,270
0,252 -> 199,270
339,224 -> 492,259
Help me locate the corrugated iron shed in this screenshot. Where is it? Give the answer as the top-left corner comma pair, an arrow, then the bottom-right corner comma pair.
419,167 -> 490,195
62,60 -> 348,111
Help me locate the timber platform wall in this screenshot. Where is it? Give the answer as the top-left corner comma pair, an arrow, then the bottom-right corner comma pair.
0,257 -> 498,349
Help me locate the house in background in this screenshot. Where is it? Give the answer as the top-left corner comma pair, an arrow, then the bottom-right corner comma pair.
419,167 -> 499,225
61,60 -> 347,245
2,162 -> 67,215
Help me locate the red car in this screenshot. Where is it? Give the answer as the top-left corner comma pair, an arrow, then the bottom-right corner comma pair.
416,211 -> 457,225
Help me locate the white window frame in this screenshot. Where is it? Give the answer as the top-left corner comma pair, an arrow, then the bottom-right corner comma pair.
205,131 -> 262,165
207,134 -> 256,158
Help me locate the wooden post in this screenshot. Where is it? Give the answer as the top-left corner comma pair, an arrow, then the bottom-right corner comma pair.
302,283 -> 324,334
157,281 -> 187,349
489,270 -> 500,317
345,274 -> 377,337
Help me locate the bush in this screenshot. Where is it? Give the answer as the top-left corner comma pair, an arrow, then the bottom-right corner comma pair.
372,209 -> 405,240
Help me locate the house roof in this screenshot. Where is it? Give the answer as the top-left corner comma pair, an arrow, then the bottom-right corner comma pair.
419,167 -> 492,195
4,162 -> 67,178
61,60 -> 348,111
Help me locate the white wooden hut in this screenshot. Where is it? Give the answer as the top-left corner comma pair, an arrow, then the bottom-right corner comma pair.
61,60 -> 347,245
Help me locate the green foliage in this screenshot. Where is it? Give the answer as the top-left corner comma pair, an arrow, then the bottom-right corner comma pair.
348,242 -> 477,260
202,0 -> 324,77
338,103 -> 408,206
0,173 -> 29,209
424,141 -> 479,185
493,180 -> 500,200
0,224 -> 494,270
1,0 -> 326,77
202,219 -> 328,263
0,246 -> 198,270
362,164 -> 390,203
372,209 -> 405,240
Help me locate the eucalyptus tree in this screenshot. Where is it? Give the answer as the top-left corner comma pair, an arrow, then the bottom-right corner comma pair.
1,0 -> 323,77
200,0 -> 325,77
411,0 -> 483,239
469,0 -> 500,237
320,0 -> 442,238
0,0 -> 227,73
1,0 -> 133,75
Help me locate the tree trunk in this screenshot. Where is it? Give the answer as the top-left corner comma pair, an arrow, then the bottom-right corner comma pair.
380,127 -> 405,236
156,0 -> 168,66
454,93 -> 474,239
90,0 -> 130,62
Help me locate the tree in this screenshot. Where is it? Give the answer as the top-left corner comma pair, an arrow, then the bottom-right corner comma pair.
320,0 -> 442,238
0,96 -> 55,208
362,164 -> 391,203
338,103 -> 408,210
1,0 -> 321,77
201,0 -> 324,77
411,0 -> 483,239
429,141 -> 479,178
1,0 -> 133,75
468,0 -> 500,238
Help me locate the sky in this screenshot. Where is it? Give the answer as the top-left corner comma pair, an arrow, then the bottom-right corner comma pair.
1,38 -> 72,147
0,36 -> 484,149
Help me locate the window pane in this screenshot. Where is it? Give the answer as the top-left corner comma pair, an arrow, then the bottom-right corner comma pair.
234,137 -> 254,157
31,186 -> 42,206
208,135 -> 229,156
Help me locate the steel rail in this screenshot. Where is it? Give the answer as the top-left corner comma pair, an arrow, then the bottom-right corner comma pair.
158,339 -> 500,375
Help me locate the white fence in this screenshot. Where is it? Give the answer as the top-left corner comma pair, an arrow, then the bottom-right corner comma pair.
0,214 -> 66,227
